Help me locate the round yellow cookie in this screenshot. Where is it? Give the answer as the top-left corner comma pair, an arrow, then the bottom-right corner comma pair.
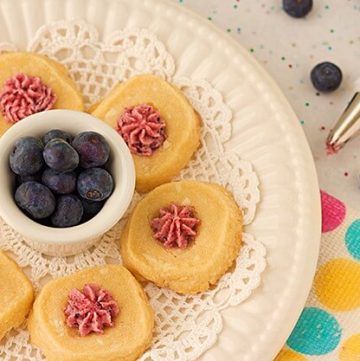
28,265 -> 154,361
91,74 -> 201,193
0,251 -> 34,340
120,180 -> 243,294
0,52 -> 84,136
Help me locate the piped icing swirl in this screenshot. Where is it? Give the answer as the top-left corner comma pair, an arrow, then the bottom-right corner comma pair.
151,204 -> 200,249
116,104 -> 166,156
64,283 -> 119,336
0,73 -> 56,123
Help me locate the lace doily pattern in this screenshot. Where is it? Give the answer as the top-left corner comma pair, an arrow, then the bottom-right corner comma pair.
29,21 -> 176,108
0,218 -> 121,289
0,20 -> 265,361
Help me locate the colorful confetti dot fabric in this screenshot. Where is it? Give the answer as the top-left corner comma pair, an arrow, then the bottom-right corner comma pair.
276,191 -> 360,360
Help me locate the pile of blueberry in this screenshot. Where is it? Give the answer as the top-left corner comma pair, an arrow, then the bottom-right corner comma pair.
10,130 -> 114,228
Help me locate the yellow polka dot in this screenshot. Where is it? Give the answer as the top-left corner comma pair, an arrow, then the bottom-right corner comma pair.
339,334 -> 360,361
314,259 -> 360,311
274,349 -> 307,361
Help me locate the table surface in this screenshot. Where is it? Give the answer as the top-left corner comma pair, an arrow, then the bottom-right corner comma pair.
173,0 -> 360,208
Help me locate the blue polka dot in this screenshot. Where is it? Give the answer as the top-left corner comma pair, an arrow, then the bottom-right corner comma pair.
287,307 -> 342,355
345,219 -> 360,260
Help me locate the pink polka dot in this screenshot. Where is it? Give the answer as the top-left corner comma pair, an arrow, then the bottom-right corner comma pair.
321,191 -> 346,233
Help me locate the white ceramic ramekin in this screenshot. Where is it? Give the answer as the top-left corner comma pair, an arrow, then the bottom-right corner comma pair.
0,110 -> 135,256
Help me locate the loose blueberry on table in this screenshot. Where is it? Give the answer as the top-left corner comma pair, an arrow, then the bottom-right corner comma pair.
310,62 -> 343,92
10,130 -> 114,228
283,0 -> 313,18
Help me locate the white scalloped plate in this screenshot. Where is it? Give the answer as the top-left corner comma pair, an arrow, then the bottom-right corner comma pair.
0,0 -> 321,360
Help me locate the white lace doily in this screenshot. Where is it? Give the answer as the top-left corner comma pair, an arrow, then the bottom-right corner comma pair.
0,20 -> 265,361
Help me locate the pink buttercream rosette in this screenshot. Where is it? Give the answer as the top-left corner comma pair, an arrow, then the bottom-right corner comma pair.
117,104 -> 166,156
64,283 -> 119,336
0,73 -> 56,123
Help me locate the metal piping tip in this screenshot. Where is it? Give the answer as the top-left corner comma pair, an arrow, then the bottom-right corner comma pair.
326,92 -> 360,155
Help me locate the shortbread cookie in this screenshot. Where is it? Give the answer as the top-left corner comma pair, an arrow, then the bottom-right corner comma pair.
0,52 -> 84,136
120,180 -> 243,294
92,74 -> 201,192
28,265 -> 154,361
0,251 -> 34,340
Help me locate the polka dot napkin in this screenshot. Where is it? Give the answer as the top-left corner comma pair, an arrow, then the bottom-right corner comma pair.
275,191 -> 360,361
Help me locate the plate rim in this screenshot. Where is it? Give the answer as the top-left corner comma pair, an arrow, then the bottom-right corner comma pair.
0,0 -> 322,359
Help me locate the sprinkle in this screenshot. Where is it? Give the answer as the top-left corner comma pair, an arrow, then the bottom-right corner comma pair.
305,102 -> 310,107
208,16 -> 212,21
250,48 -> 255,53
281,56 -> 286,61
344,172 -> 349,177
288,64 -> 293,68
227,28 -> 231,33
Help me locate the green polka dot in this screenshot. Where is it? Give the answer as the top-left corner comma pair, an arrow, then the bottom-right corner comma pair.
287,307 -> 342,355
345,219 -> 360,260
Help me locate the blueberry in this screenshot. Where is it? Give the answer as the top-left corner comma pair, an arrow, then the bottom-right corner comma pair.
77,168 -> 114,201
42,168 -> 77,194
51,195 -> 83,228
10,137 -> 44,176
311,62 -> 343,92
43,129 -> 73,144
72,131 -> 110,168
43,138 -> 79,172
16,172 -> 42,186
81,198 -> 104,220
15,181 -> 56,219
283,0 -> 312,18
